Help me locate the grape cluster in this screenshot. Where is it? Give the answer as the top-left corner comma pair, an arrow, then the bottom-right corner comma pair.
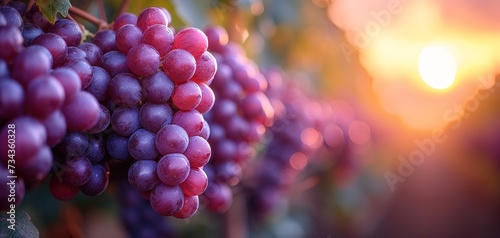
0,2 -> 214,219
0,4 -> 102,210
245,69 -> 360,218
201,26 -> 274,213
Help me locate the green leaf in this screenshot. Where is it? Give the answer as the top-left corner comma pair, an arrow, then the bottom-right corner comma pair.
36,0 -> 72,24
0,210 -> 39,238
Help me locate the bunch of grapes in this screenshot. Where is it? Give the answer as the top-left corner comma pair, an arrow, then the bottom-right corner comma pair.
0,1 -> 215,220
201,26 -> 275,213
244,68 -> 363,218
0,4 -> 102,210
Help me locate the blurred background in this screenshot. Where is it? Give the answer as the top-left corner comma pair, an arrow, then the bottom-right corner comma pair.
18,0 -> 500,237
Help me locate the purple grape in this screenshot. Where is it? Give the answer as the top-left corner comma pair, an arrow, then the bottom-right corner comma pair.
0,25 -> 23,62
173,195 -> 199,219
111,107 -> 140,137
25,74 -> 65,119
142,24 -> 174,57
51,67 -> 82,103
31,33 -> 67,67
62,91 -> 100,132
172,27 -> 208,59
7,1 -> 26,15
80,163 -> 109,196
100,50 -> 130,77
116,24 -> 142,54
183,136 -> 211,167
128,160 -> 160,191
0,117 -> 46,165
18,146 -> 52,189
195,83 -> 215,113
191,51 -> 217,83
106,133 -> 131,161
0,6 -> 22,30
85,66 -> 110,102
61,155 -> 92,187
66,46 -> 87,62
128,129 -> 159,160
22,22 -> 43,46
0,60 -> 8,78
179,167 -> 208,196
155,124 -> 189,155
162,49 -> 196,84
108,73 -> 142,107
171,81 -> 202,111
141,71 -> 174,103
202,181 -> 232,213
48,18 -> 82,47
85,134 -> 106,163
137,7 -> 168,32
127,43 -> 160,77
149,184 -> 184,216
0,77 -> 24,120
93,29 -> 117,53
205,26 -> 229,52
199,119 -> 210,140
86,104 -> 110,134
157,153 -> 190,185
171,110 -> 204,137
57,132 -> 89,157
64,59 -> 93,89
42,110 -> 67,146
78,42 -> 102,66
139,102 -> 173,133
26,6 -> 49,30
113,13 -> 138,31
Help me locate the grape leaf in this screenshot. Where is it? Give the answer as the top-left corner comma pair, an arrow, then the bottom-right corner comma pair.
0,210 -> 39,238
36,0 -> 72,24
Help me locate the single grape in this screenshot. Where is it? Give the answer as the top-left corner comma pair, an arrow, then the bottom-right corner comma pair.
106,133 -> 131,161
25,74 -> 65,119
93,29 -> 117,53
162,49 -> 196,84
142,24 -> 174,57
108,73 -> 142,107
111,107 -> 140,137
85,134 -> 106,163
0,77 -> 24,120
128,128 -> 159,160
171,110 -> 204,137
0,116 -> 46,165
137,7 -> 168,32
195,83 -> 215,113
78,42 -> 102,66
100,50 -> 130,77
62,91 -> 100,131
179,167 -> 208,196
141,71 -> 174,103
128,160 -> 160,191
205,26 -> 229,52
42,110 -> 67,146
85,66 -> 110,102
80,163 -> 109,196
11,45 -> 52,86
171,81 -> 202,111
86,104 -> 110,134
139,102 -> 173,133
191,51 -> 217,83
173,195 -> 199,219
64,59 -> 93,89
66,46 -> 87,62
21,22 -> 43,46
113,12 -> 138,31
183,136 -> 211,167
155,124 -> 189,155
57,132 -> 89,157
172,27 -> 208,59
18,146 -> 52,188
198,119 -> 210,140
127,44 -> 160,77
157,153 -> 190,185
48,18 -> 82,47
116,24 -> 142,54
202,181 -> 232,213
31,33 -> 67,67
150,184 -> 184,216
61,156 -> 92,187
26,5 -> 49,30
0,6 -> 22,30
51,67 -> 82,103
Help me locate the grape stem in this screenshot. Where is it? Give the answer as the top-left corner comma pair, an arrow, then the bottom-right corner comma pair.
69,6 -> 108,29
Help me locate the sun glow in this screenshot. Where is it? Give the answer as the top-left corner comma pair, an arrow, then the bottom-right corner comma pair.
418,45 -> 458,90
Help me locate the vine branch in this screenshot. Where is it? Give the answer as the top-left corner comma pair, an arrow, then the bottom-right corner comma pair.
69,6 -> 108,29
96,0 -> 108,23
